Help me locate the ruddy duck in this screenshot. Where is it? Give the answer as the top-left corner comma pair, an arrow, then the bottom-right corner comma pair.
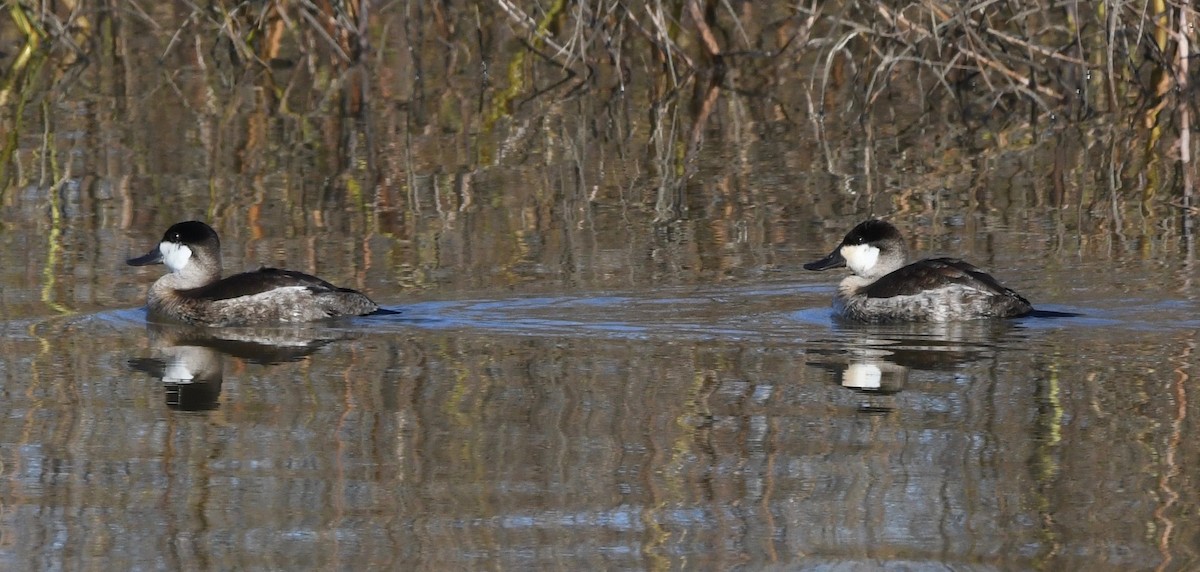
127,221 -> 380,326
804,220 -> 1033,323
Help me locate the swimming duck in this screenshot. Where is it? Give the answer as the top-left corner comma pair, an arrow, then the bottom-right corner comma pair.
804,220 -> 1033,323
127,221 -> 380,326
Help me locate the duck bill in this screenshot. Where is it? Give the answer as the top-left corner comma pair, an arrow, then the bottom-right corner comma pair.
127,245 -> 163,266
803,248 -> 846,271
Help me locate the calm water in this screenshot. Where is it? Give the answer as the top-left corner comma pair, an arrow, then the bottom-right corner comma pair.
2,4 -> 1199,570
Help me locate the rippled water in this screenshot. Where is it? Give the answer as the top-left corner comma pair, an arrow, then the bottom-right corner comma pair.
4,263 -> 1197,569
3,3 -> 1199,569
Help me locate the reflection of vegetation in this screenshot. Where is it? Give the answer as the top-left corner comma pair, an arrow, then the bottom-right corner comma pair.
0,50 -> 41,196
168,0 -> 367,66
6,1 -> 42,67
0,3 -> 45,195
9,2 -> 1194,115
6,1 -> 1192,208
492,1 -> 1194,116
1,0 -> 1194,301
40,99 -> 72,316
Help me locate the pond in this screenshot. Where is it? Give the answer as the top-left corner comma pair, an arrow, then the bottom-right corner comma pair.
1,2 -> 1198,570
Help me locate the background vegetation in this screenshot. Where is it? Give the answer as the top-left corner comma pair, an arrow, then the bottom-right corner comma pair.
6,1 -> 1195,116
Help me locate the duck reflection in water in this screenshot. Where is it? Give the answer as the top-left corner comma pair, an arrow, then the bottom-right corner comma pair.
128,322 -> 349,411
807,320 -> 1015,407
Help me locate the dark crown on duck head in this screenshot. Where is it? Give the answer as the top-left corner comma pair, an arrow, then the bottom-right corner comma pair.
164,221 -> 220,248
843,220 -> 902,246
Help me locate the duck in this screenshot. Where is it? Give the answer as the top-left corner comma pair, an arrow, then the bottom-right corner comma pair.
127,221 -> 380,326
804,220 -> 1033,323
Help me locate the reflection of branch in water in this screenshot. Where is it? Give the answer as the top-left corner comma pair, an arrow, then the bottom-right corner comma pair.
1172,8 -> 1194,218
651,76 -> 723,224
1155,338 -> 1192,571
650,95 -> 685,223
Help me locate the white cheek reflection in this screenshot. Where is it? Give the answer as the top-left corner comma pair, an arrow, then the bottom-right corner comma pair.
163,359 -> 196,384
160,242 -> 192,272
842,363 -> 882,390
841,244 -> 879,275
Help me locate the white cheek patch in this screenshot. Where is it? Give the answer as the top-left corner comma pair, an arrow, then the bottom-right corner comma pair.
160,242 -> 193,272
841,244 -> 879,275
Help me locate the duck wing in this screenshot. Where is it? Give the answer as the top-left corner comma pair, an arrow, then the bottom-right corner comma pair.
864,258 -> 1027,301
182,267 -> 344,301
